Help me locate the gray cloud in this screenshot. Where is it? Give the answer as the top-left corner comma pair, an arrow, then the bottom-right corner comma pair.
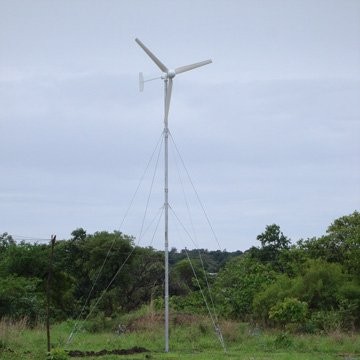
1,0 -> 359,250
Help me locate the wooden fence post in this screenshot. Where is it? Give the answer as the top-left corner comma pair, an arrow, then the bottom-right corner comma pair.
46,234 -> 56,353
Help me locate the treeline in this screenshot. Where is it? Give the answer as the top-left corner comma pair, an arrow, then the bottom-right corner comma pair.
0,211 -> 359,333
0,228 -> 238,324
173,211 -> 359,332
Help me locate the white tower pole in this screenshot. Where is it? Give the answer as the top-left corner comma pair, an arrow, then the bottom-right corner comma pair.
164,78 -> 170,353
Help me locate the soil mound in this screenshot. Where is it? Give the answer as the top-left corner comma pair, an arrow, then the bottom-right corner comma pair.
67,346 -> 149,357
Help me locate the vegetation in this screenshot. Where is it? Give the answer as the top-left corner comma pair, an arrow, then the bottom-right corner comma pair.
0,311 -> 359,359
0,211 -> 359,358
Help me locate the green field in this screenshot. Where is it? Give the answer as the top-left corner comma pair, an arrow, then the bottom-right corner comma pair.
1,315 -> 359,360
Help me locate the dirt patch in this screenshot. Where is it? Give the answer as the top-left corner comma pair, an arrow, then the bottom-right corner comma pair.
67,346 -> 149,357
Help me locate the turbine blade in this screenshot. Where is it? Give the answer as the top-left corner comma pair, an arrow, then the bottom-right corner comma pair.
165,79 -> 173,123
175,59 -> 212,75
135,38 -> 168,73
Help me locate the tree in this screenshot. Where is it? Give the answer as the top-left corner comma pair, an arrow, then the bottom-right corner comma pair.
75,231 -> 134,315
124,246 -> 163,310
253,259 -> 359,330
294,260 -> 344,311
325,211 -> 360,275
257,224 -> 290,250
299,211 -> 360,276
0,275 -> 44,323
170,258 -> 205,296
0,233 -> 15,264
60,230 -> 165,315
71,228 -> 87,242
0,232 -> 15,249
214,254 -> 276,320
269,297 -> 308,327
254,224 -> 290,271
0,242 -> 48,279
252,274 -> 293,325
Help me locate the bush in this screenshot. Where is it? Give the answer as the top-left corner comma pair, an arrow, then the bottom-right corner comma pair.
308,310 -> 341,333
294,260 -> 343,310
252,274 -> 292,325
273,332 -> 293,349
213,255 -> 276,320
338,299 -> 359,331
0,276 -> 45,324
170,292 -> 207,314
47,348 -> 69,360
339,282 -> 360,330
269,297 -> 308,328
83,313 -> 108,333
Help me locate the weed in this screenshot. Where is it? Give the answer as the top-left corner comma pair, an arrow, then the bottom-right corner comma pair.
47,348 -> 69,360
273,332 -> 293,349
0,338 -> 7,350
329,329 -> 346,344
219,320 -> 242,342
198,322 -> 209,335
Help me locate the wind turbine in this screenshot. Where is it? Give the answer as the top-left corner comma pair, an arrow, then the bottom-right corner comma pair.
135,38 -> 212,353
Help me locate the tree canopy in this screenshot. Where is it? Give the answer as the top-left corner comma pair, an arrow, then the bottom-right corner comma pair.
0,211 -> 359,332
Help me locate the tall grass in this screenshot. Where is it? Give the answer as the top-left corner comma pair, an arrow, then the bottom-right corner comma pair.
0,317 -> 28,349
0,309 -> 359,360
0,317 -> 47,360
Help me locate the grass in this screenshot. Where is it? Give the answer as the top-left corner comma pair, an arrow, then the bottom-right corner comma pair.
0,310 -> 359,360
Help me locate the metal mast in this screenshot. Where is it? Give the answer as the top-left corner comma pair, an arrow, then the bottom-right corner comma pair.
164,79 -> 170,352
135,38 -> 211,353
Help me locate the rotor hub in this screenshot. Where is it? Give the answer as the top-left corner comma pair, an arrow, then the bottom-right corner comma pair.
167,69 -> 176,79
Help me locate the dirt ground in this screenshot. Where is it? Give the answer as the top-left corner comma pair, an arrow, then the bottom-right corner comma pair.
67,346 -> 149,357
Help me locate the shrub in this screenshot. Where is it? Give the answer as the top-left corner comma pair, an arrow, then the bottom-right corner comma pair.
293,260 -> 343,310
252,274 -> 292,325
47,348 -> 69,360
0,276 -> 45,324
170,292 -> 207,314
273,332 -> 293,349
213,255 -> 276,320
309,310 -> 341,333
269,297 -> 308,328
83,313 -> 107,333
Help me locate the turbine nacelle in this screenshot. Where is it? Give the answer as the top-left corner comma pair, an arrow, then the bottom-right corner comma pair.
161,70 -> 176,80
168,69 -> 176,79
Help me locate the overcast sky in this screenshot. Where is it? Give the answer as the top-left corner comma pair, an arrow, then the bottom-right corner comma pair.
1,0 -> 359,251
